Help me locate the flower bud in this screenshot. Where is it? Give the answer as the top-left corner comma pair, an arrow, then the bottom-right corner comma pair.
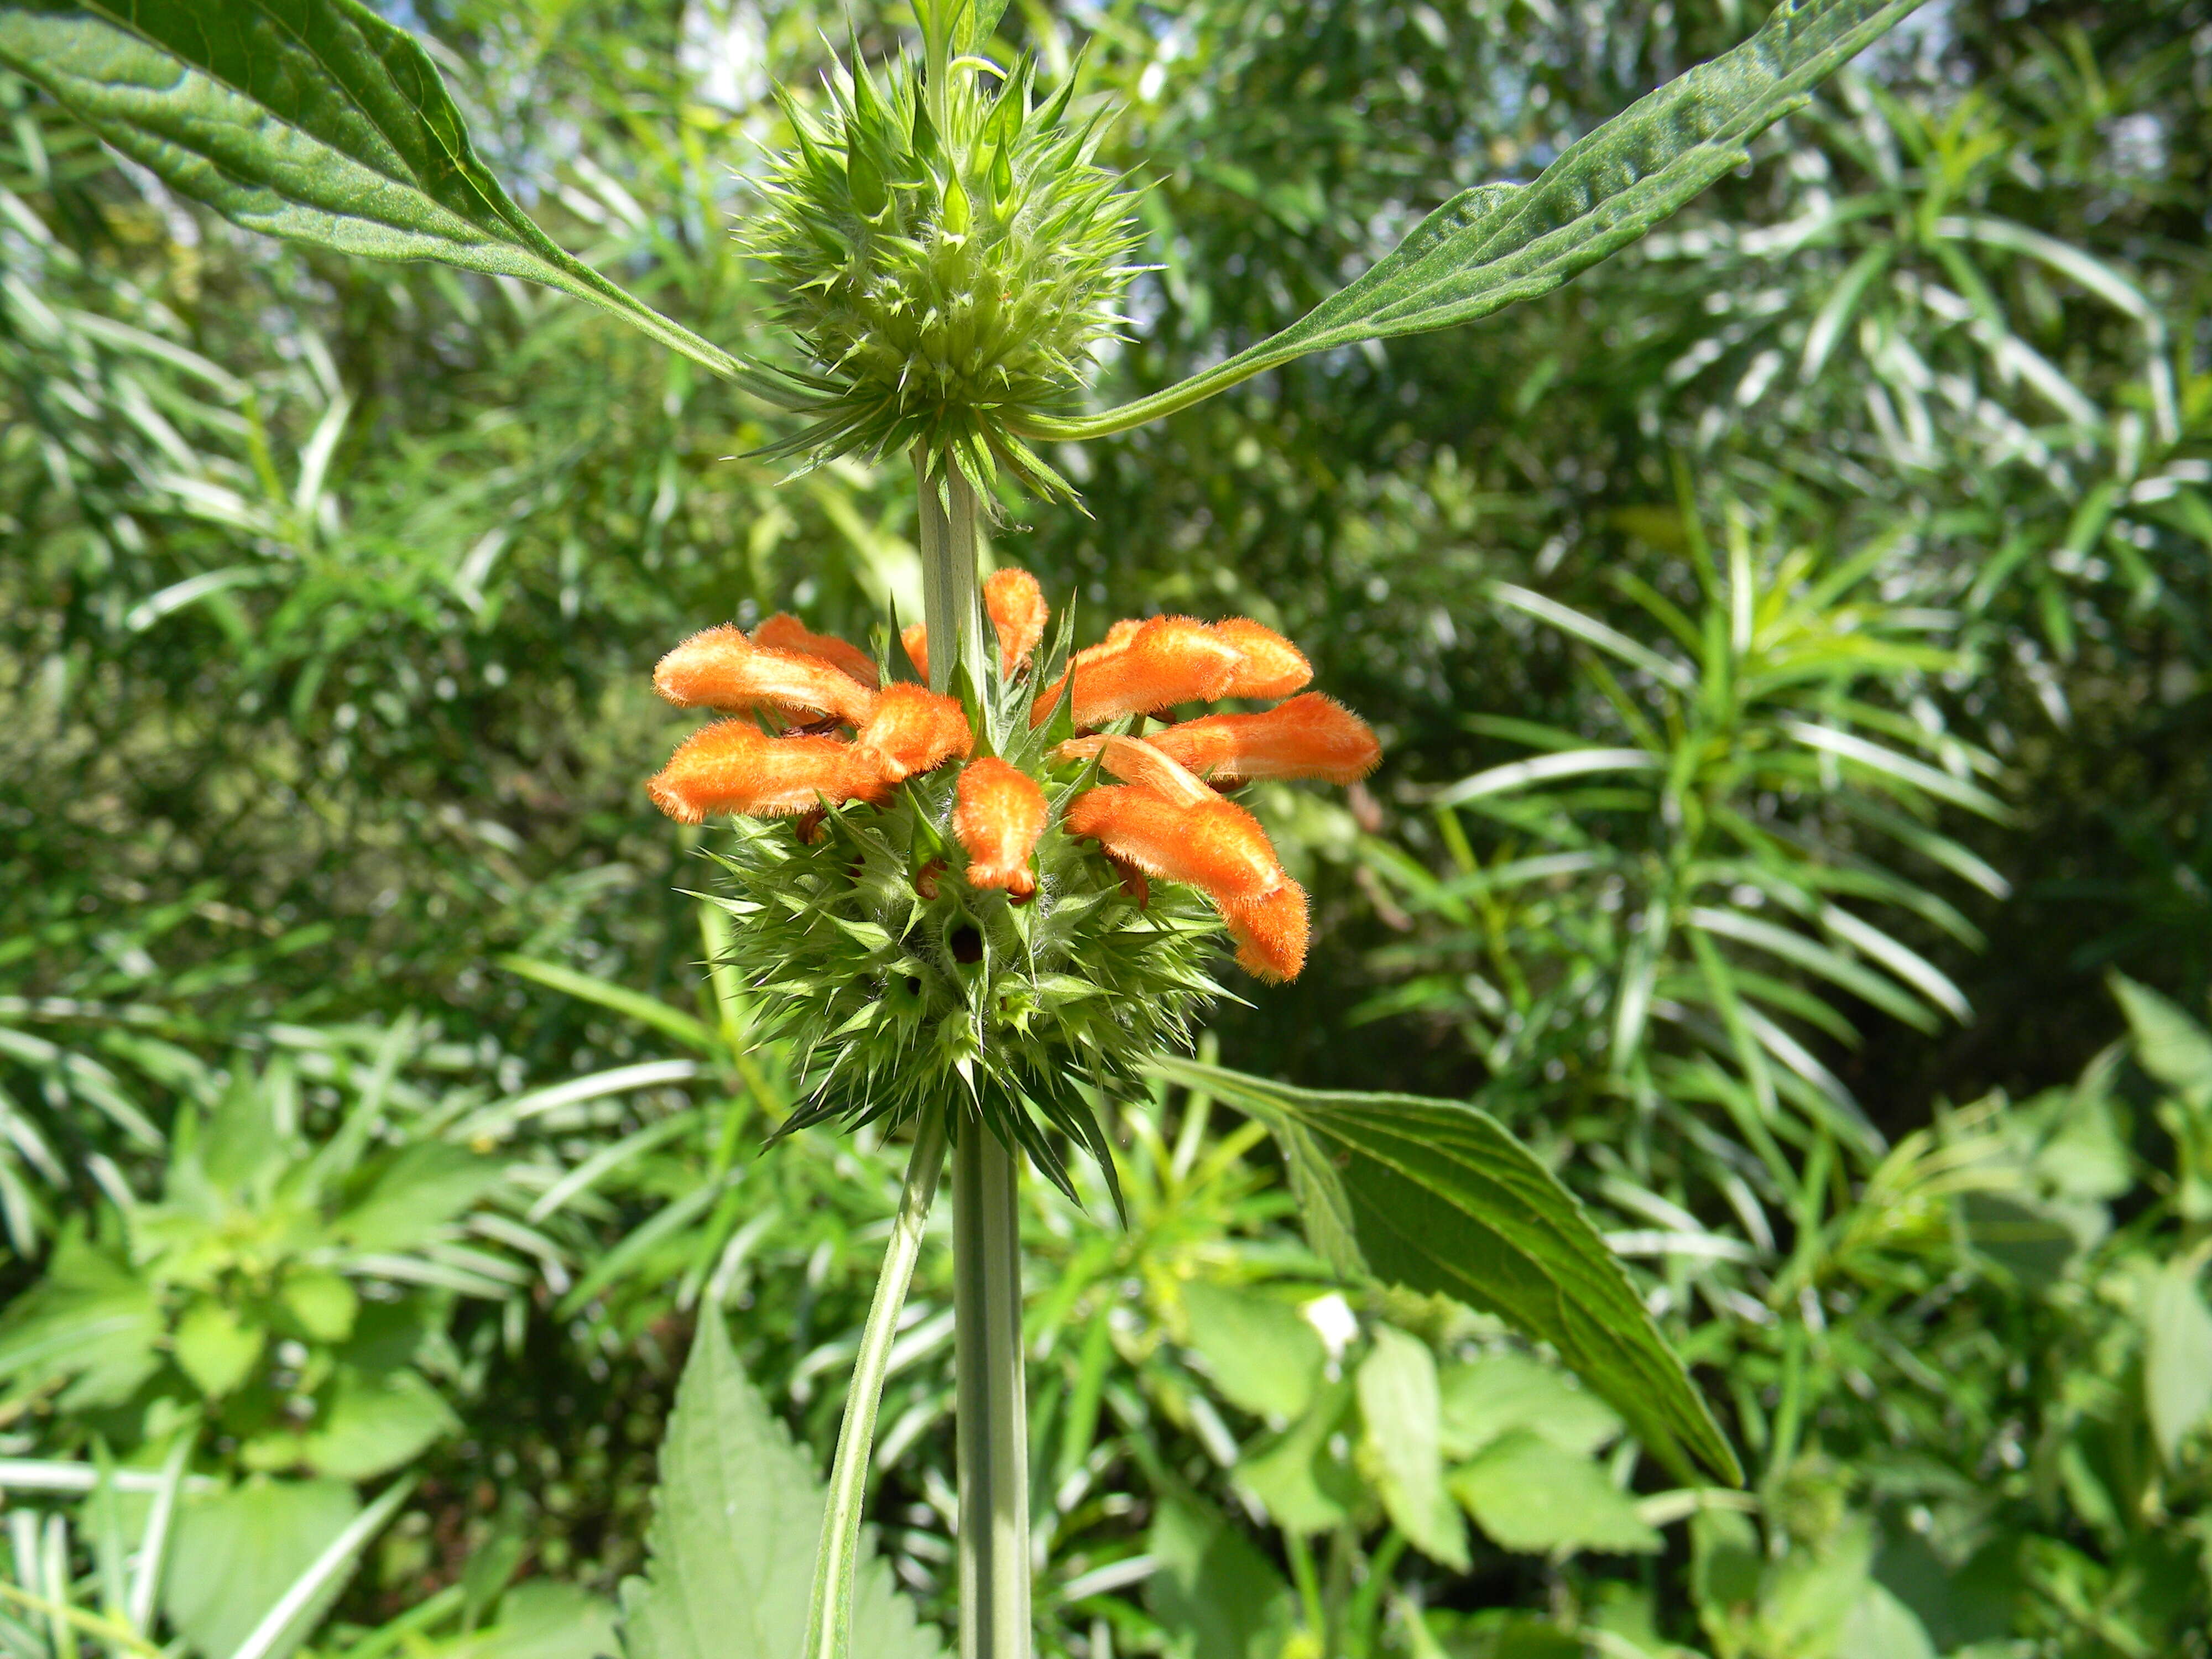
1219,880 -> 1309,983
647,722 -> 888,822
984,567 -> 1048,674
1145,693 -> 1380,784
655,625 -> 879,726
855,683 -> 974,782
1062,785 -> 1286,902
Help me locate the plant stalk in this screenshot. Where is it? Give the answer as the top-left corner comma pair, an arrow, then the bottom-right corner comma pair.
953,1123 -> 1030,1659
914,450 -> 990,700
804,1115 -> 948,1659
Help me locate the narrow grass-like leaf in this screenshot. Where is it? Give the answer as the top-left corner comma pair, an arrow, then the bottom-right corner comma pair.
0,0 -> 749,380
1016,0 -> 1925,439
1154,1057 -> 1741,1486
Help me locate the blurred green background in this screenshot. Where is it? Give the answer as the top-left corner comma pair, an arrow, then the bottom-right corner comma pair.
3,0 -> 2210,1653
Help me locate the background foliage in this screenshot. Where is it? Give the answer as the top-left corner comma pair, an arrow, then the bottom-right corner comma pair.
2,0 -> 2209,1654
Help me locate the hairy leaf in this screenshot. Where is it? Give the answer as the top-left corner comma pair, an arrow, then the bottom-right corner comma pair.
619,1306 -> 943,1659
1156,1056 -> 1741,1485
0,0 -> 745,378
1018,0 -> 1924,438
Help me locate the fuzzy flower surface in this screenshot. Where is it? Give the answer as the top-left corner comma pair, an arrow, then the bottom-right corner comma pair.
745,47 -> 1141,497
645,577 -> 1379,1196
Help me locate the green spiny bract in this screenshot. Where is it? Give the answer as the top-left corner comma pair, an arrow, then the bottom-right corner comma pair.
704,625 -> 1223,1208
746,47 -> 1141,498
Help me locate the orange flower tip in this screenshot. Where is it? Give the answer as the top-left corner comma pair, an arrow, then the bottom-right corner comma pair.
984,567 -> 1050,674
1212,619 -> 1312,700
1222,880 -> 1310,982
1146,693 -> 1381,785
953,758 -> 1048,894
857,683 -> 973,782
754,613 -> 880,689
653,625 -> 878,725
1062,786 -> 1286,902
1065,615 -> 1243,728
901,622 -> 931,682
1052,734 -> 1211,807
646,721 -> 884,821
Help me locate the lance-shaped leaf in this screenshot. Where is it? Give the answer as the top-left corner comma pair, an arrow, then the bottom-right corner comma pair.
1154,1056 -> 1741,1486
0,0 -> 748,379
1016,0 -> 1923,440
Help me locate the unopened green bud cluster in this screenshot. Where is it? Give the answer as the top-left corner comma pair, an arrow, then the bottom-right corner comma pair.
749,50 -> 1141,495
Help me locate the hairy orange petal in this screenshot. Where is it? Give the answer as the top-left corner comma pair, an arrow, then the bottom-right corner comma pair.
753,614 -> 880,688
900,622 -> 931,682
1062,786 -> 1285,902
1145,693 -> 1380,785
1051,734 -> 1212,807
855,683 -> 973,782
646,723 -> 886,823
1212,619 -> 1312,700
655,625 -> 879,726
1035,616 -> 1243,728
984,567 -> 1049,674
953,758 -> 1048,896
1219,880 -> 1310,982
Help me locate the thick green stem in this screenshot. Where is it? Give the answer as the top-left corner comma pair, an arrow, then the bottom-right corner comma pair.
953,1124 -> 1030,1659
912,450 -> 990,701
804,1117 -> 948,1659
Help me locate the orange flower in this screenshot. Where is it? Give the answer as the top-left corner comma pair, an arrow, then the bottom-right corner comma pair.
1061,785 -> 1286,903
954,758 -> 1048,896
1211,619 -> 1312,700
1144,693 -> 1380,785
1219,881 -> 1309,983
1035,617 -> 1240,728
984,567 -> 1048,674
855,683 -> 973,782
753,613 -> 880,688
901,621 -> 931,682
655,625 -> 879,726
646,722 -> 887,822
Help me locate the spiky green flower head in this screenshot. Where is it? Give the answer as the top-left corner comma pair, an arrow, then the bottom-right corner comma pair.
745,0 -> 1142,498
703,618 -> 1224,1209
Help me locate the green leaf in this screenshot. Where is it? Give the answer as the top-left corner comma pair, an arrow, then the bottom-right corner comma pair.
1143,1500 -> 1299,1659
1017,0 -> 1925,439
1448,1431 -> 1661,1556
300,1366 -> 458,1481
618,1306 -> 943,1659
461,1584 -> 624,1659
165,1478 -> 358,1659
279,1268 -> 358,1343
1355,1325 -> 1468,1568
0,1227 -> 163,1408
1438,1350 -> 1624,1460
1181,1280 -> 1325,1422
498,956 -> 720,1056
1958,1191 -> 2083,1293
1233,1380 -> 1357,1536
2112,973 -> 2212,1105
1154,1057 -> 1741,1486
1837,1585 -> 1937,1659
0,0 -> 747,381
174,1300 -> 264,1399
2145,1261 -> 2212,1465
336,1143 -> 500,1253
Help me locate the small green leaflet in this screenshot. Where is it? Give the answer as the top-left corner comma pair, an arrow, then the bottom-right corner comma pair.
619,1306 -> 944,1659
1155,1056 -> 1741,1486
1017,0 -> 1926,440
0,0 -> 745,380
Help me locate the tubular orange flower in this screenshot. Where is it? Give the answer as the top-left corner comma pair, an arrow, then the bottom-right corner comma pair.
646,722 -> 888,823
1061,785 -> 1285,902
1219,880 -> 1309,983
954,759 -> 1048,895
655,624 -> 879,726
1144,693 -> 1380,785
1211,619 -> 1312,700
983,568 -> 1048,674
856,683 -> 973,782
1051,733 -> 1211,806
1035,616 -> 1241,729
901,621 -> 931,682
753,613 -> 881,688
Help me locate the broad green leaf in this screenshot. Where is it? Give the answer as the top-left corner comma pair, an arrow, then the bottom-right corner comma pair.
1018,0 -> 1925,439
459,1584 -> 623,1659
0,0 -> 746,380
173,1300 -> 264,1398
618,1306 -> 942,1659
335,1142 -> 499,1253
1355,1325 -> 1468,1568
498,957 -> 719,1056
1181,1280 -> 1325,1423
2111,973 -> 2212,1106
1837,1584 -> 1937,1659
1448,1431 -> 1661,1556
279,1268 -> 358,1343
298,1366 -> 458,1480
0,1228 -> 163,1409
1438,1350 -> 1624,1460
165,1478 -> 358,1659
1233,1380 -> 1357,1536
2144,1262 -> 2212,1465
230,1477 -> 416,1659
1958,1191 -> 2083,1293
1154,1057 -> 1741,1486
1144,1500 -> 1300,1659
